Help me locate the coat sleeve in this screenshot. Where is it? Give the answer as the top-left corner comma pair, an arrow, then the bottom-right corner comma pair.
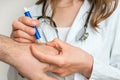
89,4 -> 120,80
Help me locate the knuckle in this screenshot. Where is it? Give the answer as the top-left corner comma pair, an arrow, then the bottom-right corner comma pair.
18,16 -> 25,21
25,18 -> 31,24
16,30 -> 23,37
19,16 -> 32,25
16,38 -> 22,42
59,59 -> 66,67
24,27 -> 32,33
12,20 -> 18,28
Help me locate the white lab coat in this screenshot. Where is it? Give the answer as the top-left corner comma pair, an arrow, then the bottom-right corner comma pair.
8,0 -> 120,80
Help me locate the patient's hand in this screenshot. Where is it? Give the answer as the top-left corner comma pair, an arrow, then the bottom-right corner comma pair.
33,44 -> 58,55
5,39 -> 58,80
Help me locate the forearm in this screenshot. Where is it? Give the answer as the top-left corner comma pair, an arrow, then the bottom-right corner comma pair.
0,35 -> 57,80
0,35 -> 22,64
0,34 -> 57,65
0,35 -> 11,60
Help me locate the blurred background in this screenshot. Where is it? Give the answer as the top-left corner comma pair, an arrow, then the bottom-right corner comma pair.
0,0 -> 35,80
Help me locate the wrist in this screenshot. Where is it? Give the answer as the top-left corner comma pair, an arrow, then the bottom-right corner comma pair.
6,43 -> 30,67
0,35 -> 14,62
0,35 -> 29,66
82,54 -> 93,78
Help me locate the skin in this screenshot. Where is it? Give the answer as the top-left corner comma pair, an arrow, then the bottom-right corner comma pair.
0,35 -> 58,80
31,38 -> 93,78
11,0 -> 93,79
11,16 -> 38,43
54,0 -> 83,27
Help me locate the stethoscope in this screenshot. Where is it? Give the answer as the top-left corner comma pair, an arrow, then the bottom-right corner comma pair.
37,0 -> 94,41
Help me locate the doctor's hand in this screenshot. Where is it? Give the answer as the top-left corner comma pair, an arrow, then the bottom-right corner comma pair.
31,39 -> 93,78
11,16 -> 39,43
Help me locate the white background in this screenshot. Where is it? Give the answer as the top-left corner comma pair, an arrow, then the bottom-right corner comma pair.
0,0 -> 35,80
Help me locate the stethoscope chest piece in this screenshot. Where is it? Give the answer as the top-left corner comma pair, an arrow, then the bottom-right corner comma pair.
76,26 -> 89,41
80,32 -> 89,41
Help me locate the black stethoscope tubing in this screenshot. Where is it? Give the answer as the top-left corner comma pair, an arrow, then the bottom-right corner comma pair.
37,1 -> 94,41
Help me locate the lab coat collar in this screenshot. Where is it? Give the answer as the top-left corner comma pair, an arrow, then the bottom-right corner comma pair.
65,0 -> 91,42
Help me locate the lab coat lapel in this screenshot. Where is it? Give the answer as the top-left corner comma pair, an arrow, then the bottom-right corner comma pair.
41,24 -> 58,42
66,0 -> 91,43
